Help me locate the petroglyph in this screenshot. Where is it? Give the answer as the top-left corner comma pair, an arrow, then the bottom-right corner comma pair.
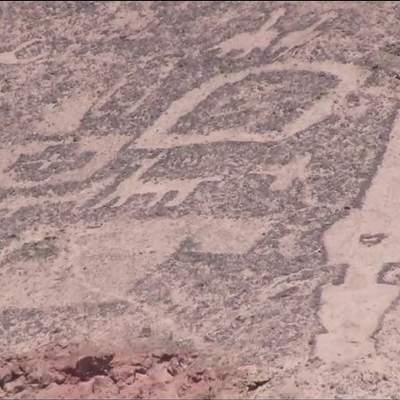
213,8 -> 285,57
89,60 -> 361,215
64,215 -> 267,352
0,136 -> 129,214
69,215 -> 268,298
315,111 -> 400,363
1,14 -> 361,220
0,39 -> 45,65
5,3 -> 400,397
252,154 -> 311,192
0,136 -> 128,185
213,9 -> 335,60
271,11 -> 336,57
134,61 -> 364,150
95,155 -> 221,209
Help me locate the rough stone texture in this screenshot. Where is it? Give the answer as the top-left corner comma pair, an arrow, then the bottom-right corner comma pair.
2,1 -> 400,398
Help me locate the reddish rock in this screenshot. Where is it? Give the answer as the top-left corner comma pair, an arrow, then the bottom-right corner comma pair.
110,365 -> 135,384
0,366 -> 13,386
53,355 -> 76,372
0,342 -> 236,399
27,365 -> 65,387
118,384 -> 142,398
77,380 -> 94,396
92,375 -> 118,396
148,363 -> 174,384
40,383 -> 81,399
4,376 -> 26,395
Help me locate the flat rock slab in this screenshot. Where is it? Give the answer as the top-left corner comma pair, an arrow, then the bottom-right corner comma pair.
2,1 -> 400,398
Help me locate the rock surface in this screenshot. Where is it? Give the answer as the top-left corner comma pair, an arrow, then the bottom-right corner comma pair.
2,1 -> 400,398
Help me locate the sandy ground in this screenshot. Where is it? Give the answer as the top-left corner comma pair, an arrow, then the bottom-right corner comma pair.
2,1 -> 400,398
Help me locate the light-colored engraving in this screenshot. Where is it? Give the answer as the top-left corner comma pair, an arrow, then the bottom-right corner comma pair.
270,11 -> 336,57
213,9 -> 335,61
315,111 -> 400,363
94,155 -> 221,209
133,61 -> 365,150
68,215 -> 268,298
0,39 -> 45,65
90,59 -> 363,212
0,135 -> 129,214
213,8 -> 285,57
0,135 -> 128,187
252,154 -> 311,191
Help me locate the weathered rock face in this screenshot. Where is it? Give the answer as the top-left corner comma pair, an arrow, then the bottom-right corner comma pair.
2,1 -> 400,397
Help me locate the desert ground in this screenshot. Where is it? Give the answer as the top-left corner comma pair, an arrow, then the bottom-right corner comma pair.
2,1 -> 400,398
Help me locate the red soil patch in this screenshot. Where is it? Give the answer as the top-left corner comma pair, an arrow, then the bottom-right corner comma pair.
0,342 -> 246,399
